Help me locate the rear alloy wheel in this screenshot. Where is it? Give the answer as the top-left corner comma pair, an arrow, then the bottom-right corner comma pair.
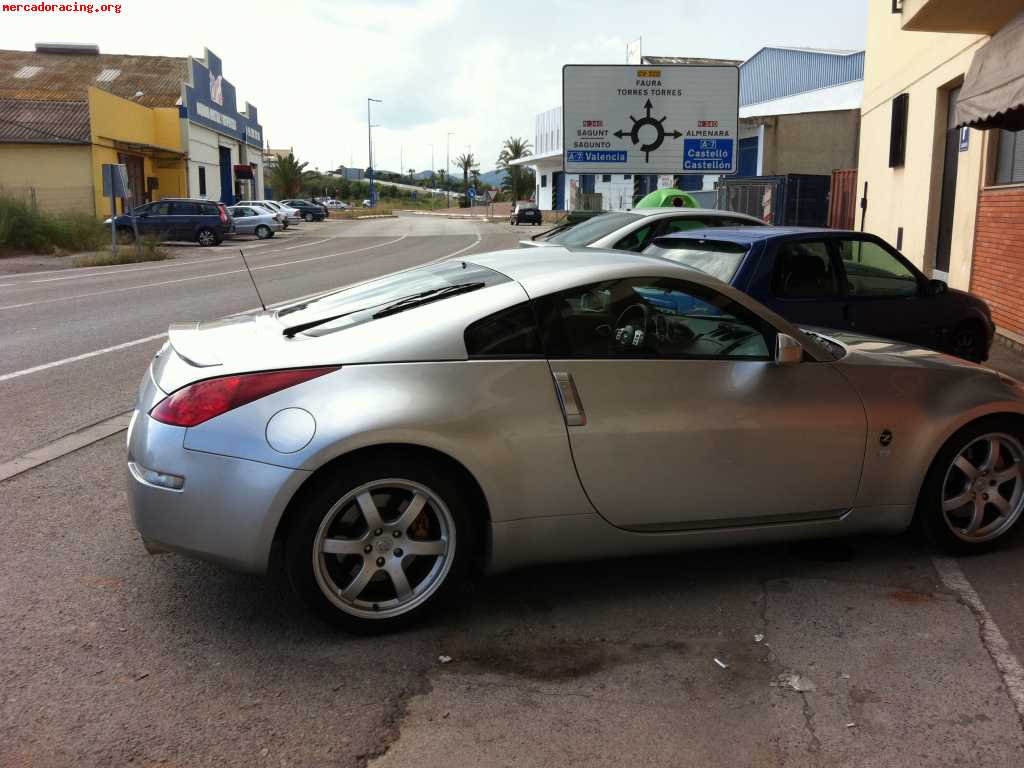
920,419 -> 1024,554
196,227 -> 218,247
255,224 -> 272,240
303,212 -> 314,222
286,458 -> 472,633
949,322 -> 985,362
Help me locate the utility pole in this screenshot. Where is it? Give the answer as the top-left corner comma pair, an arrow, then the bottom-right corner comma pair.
367,97 -> 381,207
446,131 -> 454,208
429,144 -> 435,210
400,146 -> 403,183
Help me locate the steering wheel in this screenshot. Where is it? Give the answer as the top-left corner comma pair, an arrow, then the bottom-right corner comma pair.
612,303 -> 650,351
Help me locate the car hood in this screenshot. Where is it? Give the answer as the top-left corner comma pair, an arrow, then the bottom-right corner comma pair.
805,326 -> 998,375
517,239 -> 557,248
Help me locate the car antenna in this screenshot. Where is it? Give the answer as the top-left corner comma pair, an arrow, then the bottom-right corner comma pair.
239,249 -> 266,311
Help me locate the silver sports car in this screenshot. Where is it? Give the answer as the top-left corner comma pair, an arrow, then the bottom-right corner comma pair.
128,247 -> 1024,632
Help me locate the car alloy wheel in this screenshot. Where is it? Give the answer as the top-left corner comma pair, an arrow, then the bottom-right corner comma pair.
941,432 -> 1024,543
950,323 -> 984,362
303,212 -> 314,222
197,228 -> 217,247
311,478 -> 456,622
255,225 -> 271,240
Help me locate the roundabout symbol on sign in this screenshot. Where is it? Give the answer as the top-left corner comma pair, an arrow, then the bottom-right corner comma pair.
613,99 -> 684,163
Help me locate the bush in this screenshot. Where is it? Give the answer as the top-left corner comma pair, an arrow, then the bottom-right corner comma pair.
0,196 -> 107,255
73,235 -> 170,267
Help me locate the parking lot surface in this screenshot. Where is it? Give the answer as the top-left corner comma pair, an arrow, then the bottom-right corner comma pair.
2,215 -> 1024,767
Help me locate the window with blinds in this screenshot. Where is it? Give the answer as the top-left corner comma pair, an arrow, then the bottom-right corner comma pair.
995,129 -> 1024,185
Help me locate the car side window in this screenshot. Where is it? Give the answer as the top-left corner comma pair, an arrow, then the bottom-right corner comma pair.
771,241 -> 839,299
535,277 -> 772,360
464,302 -> 542,357
171,202 -> 200,215
149,202 -> 171,215
657,217 -> 708,236
836,239 -> 919,298
614,224 -> 655,252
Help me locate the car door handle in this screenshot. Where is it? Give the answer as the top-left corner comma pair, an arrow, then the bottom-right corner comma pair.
552,371 -> 586,427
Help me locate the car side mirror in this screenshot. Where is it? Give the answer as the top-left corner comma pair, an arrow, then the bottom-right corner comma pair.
775,333 -> 803,365
925,278 -> 947,296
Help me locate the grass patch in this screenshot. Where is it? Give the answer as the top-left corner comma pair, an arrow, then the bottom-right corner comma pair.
73,236 -> 170,267
0,196 -> 107,255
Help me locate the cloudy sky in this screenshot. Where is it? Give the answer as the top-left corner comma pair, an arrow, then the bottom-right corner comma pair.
1,0 -> 867,174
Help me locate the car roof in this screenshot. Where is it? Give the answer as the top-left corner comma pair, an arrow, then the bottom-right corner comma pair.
619,207 -> 756,219
654,226 -> 862,244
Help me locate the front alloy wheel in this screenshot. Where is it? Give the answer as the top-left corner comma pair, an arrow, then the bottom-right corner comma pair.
286,458 -> 472,632
921,419 -> 1024,553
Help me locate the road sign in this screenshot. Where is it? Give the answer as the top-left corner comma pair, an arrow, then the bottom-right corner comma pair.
562,64 -> 738,175
467,187 -> 477,201
485,189 -> 497,202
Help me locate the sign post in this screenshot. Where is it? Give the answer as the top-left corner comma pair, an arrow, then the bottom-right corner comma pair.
102,163 -> 130,257
562,65 -> 739,177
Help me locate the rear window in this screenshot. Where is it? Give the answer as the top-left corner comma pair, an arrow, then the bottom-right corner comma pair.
644,240 -> 750,282
545,212 -> 641,246
277,261 -> 509,337
200,202 -> 220,215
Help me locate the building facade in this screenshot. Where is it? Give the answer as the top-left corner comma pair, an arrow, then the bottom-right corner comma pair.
856,0 -> 1024,350
181,50 -> 263,206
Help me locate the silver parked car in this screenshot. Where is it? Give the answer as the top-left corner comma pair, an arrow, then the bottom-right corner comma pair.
237,200 -> 301,228
128,247 -> 1024,632
227,205 -> 282,239
519,207 -> 764,252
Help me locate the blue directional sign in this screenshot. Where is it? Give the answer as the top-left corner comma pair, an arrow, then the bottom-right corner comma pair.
566,150 -> 627,163
467,187 -> 477,201
682,139 -> 734,172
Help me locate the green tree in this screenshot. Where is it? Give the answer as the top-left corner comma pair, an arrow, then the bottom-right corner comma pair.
455,153 -> 477,206
496,137 -> 533,202
268,153 -> 312,198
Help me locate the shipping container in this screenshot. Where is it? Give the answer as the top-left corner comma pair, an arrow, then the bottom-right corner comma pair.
716,173 -> 831,226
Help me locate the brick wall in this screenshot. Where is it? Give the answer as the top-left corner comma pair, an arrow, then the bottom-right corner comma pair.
970,186 -> 1024,337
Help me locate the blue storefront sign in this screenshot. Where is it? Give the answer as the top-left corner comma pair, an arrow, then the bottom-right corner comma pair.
683,138 -> 734,172
182,49 -> 263,148
959,126 -> 970,152
566,150 -> 627,163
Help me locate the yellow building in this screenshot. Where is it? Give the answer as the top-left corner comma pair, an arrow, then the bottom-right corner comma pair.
857,1 -> 1024,343
0,43 -> 187,218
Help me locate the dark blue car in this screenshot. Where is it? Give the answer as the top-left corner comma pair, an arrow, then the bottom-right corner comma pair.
105,198 -> 233,247
643,227 -> 994,362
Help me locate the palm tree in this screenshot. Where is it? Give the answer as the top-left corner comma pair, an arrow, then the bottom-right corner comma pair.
496,137 -> 533,202
407,168 -> 416,183
455,153 -> 477,200
268,153 -> 311,198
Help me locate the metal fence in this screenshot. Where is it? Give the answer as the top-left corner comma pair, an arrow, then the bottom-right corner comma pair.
0,184 -> 96,216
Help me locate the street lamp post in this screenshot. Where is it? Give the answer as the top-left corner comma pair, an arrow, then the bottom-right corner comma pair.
367,97 -> 382,208
429,143 -> 434,211
446,131 -> 454,208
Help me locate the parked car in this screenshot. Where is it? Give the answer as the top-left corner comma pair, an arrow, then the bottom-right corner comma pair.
105,198 -> 232,247
226,205 -> 282,239
237,200 -> 301,228
518,208 -> 763,251
362,199 -> 372,208
129,245 -> 1024,633
510,204 -> 543,226
281,199 -> 327,222
644,227 -> 995,362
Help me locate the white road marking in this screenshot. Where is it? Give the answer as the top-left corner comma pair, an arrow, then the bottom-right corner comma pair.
0,235 -> 409,311
932,555 -> 1024,726
426,231 -> 483,264
0,234 -> 337,286
0,411 -> 132,482
0,333 -> 167,383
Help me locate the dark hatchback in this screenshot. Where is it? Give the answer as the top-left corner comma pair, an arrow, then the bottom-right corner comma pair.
107,198 -> 232,247
510,204 -> 543,226
280,199 -> 328,222
644,227 -> 994,362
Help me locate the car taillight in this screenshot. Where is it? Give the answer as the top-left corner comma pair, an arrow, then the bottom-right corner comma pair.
150,366 -> 339,427
218,204 -> 228,223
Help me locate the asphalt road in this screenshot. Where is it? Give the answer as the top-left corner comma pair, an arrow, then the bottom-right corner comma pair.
2,215 -> 1024,767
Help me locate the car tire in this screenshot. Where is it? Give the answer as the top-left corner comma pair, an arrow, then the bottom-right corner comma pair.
303,212 -> 314,222
284,454 -> 475,634
949,321 -> 986,363
255,225 -> 271,240
510,218 -> 517,226
116,227 -> 135,244
196,228 -> 218,247
917,416 -> 1024,555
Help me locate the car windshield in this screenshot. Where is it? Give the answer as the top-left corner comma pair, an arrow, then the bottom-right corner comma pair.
644,240 -> 750,282
277,260 -> 508,337
544,212 -> 641,246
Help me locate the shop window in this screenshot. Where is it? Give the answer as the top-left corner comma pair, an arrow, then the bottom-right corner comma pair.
889,93 -> 909,168
198,166 -> 207,195
995,129 -> 1024,185
623,174 -> 632,180
541,174 -> 548,188
601,174 -> 612,182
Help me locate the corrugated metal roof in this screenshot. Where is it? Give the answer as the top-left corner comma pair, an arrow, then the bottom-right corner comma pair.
0,48 -> 186,107
0,98 -> 89,143
740,47 -> 864,107
642,56 -> 742,66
